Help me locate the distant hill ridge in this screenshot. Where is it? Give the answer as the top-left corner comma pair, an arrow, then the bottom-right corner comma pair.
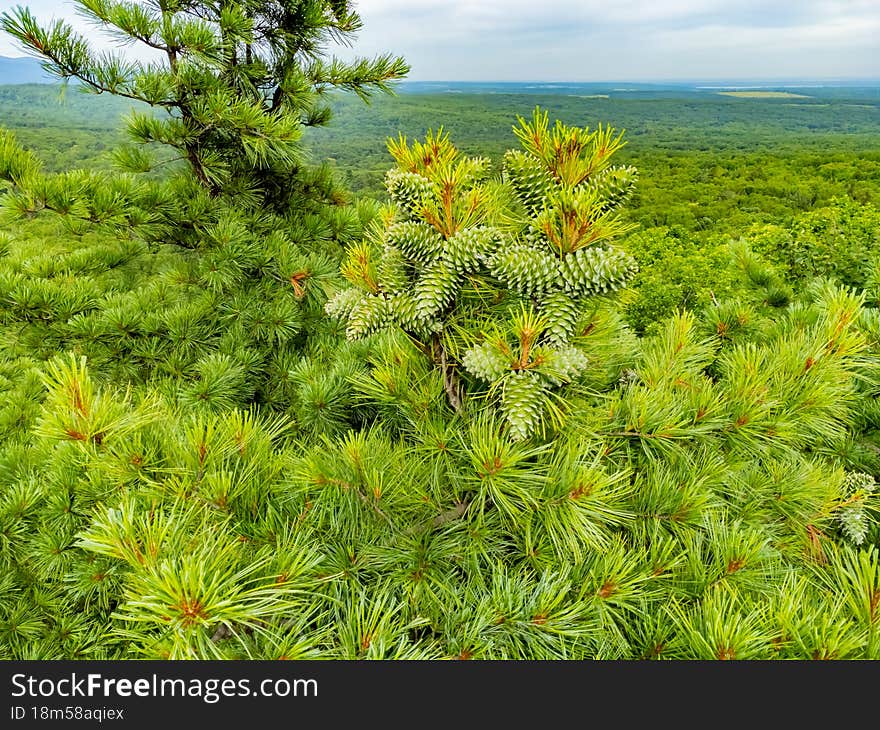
0,56 -> 52,84
0,55 -> 877,95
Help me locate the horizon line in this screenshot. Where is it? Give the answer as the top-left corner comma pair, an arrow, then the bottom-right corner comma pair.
1,55 -> 877,85
398,78 -> 880,84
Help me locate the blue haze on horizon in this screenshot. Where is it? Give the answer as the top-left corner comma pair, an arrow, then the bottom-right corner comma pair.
0,0 -> 877,82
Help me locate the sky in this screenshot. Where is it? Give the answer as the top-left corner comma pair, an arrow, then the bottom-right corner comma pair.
0,0 -> 877,81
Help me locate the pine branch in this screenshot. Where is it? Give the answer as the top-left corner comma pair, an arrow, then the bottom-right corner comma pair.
432,334 -> 463,413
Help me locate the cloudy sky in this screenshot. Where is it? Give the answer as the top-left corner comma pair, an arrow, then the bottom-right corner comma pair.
1,0 -> 877,81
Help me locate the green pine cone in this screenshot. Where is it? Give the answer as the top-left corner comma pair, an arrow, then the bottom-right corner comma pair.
503,150 -> 555,216
844,471 -> 876,495
386,220 -> 444,265
443,225 -> 503,273
462,341 -> 510,382
385,169 -> 436,220
388,290 -> 418,327
325,287 -> 365,321
521,223 -> 543,247
388,292 -> 439,335
501,370 -> 547,441
583,165 -> 639,213
558,245 -> 638,296
346,294 -> 392,340
377,245 -> 410,294
487,242 -> 560,298
839,503 -> 869,545
414,260 -> 460,319
539,290 -> 581,345
544,344 -> 589,385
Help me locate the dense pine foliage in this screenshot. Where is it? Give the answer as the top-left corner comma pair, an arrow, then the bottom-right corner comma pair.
1,3 -> 880,660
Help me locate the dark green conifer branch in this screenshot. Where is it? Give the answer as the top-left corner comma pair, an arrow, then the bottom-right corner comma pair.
1,0 -> 409,207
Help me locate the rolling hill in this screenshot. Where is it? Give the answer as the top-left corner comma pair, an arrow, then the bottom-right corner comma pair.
0,55 -> 52,84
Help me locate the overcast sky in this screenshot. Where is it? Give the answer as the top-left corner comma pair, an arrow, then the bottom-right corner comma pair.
1,0 -> 877,81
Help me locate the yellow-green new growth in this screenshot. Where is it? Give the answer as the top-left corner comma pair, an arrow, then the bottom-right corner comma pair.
327,108 -> 639,439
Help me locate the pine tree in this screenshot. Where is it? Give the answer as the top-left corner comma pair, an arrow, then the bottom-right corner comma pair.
326,109 -> 639,439
1,0 -> 408,208
0,1 -> 408,412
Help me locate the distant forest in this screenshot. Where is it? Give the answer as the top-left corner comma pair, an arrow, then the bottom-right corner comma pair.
2,82 -> 879,237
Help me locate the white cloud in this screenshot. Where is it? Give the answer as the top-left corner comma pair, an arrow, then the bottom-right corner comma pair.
348,0 -> 880,79
1,0 -> 877,79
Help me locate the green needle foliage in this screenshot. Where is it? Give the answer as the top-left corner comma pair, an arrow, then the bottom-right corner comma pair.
2,14 -> 880,658
4,240 -> 880,659
0,1 -> 406,417
0,0 -> 408,277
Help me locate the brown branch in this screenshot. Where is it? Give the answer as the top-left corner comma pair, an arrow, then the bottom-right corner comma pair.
432,501 -> 469,527
404,501 -> 470,536
353,485 -> 394,526
605,430 -> 687,440
52,63 -> 175,107
432,334 -> 463,413
184,145 -> 212,189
